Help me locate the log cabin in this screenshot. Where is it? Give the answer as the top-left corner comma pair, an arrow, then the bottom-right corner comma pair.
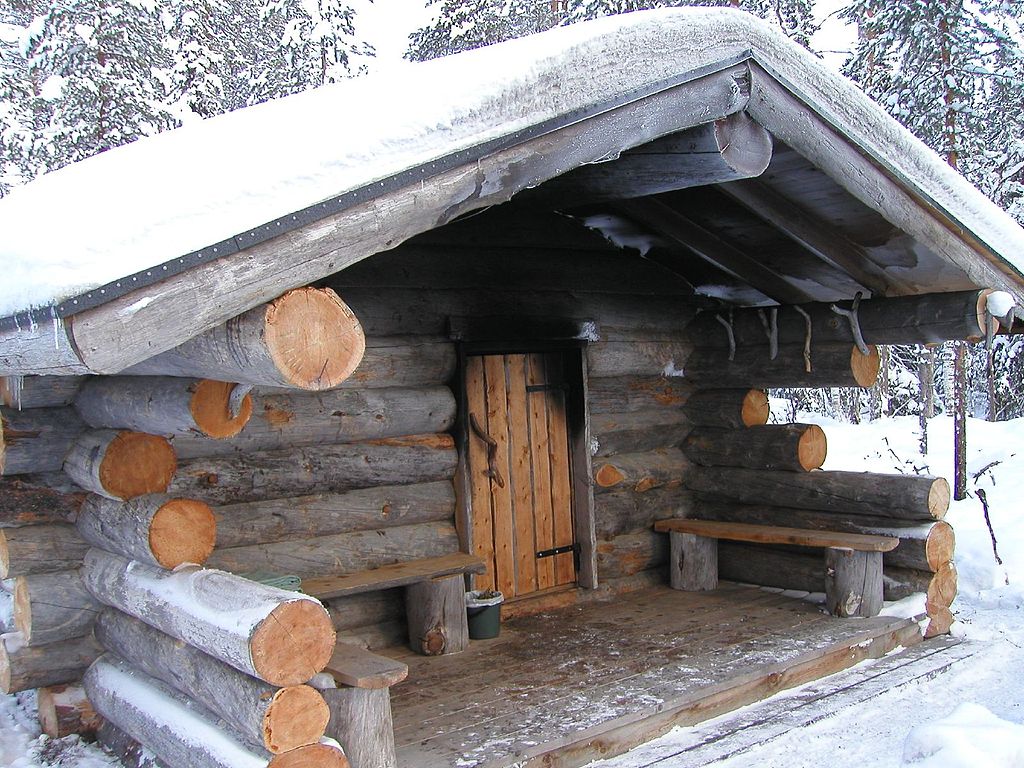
0,7 -> 1022,768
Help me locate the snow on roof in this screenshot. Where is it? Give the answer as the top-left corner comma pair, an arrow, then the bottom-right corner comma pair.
2,7 -> 1024,320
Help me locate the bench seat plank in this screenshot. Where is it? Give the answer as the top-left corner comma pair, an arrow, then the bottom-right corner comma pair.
326,643 -> 409,689
654,519 -> 898,552
303,553 -> 487,600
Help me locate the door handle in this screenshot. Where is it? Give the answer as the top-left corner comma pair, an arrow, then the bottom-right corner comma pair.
469,413 -> 506,489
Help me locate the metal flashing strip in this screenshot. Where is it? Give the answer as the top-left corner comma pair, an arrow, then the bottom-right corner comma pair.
0,51 -> 753,335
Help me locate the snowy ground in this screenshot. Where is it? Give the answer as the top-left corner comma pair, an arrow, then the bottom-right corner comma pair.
1,413 -> 1022,767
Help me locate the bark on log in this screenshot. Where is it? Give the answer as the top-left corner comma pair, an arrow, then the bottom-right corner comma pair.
595,531 -> 668,579
75,377 -> 252,439
169,386 -> 456,460
1,376 -> 86,409
687,467 -> 950,522
82,550 -> 335,686
168,434 -> 457,505
0,524 -> 89,578
37,684 -> 101,738
683,343 -> 880,389
84,655 -> 350,768
13,569 -> 102,646
321,686 -> 397,768
124,287 -> 366,391
96,721 -> 167,768
406,574 -> 468,656
594,486 -> 695,537
63,430 -> 177,500
825,548 -> 883,618
687,290 -> 997,348
884,562 -> 959,608
0,406 -> 86,475
214,481 -> 453,549
682,388 -> 769,429
586,341 -> 692,379
0,632 -> 102,694
669,531 -> 717,591
207,521 -> 461,581
591,409 -> 691,458
0,473 -> 87,527
324,589 -> 404,632
593,448 -> 690,493
95,609 -> 330,754
683,423 -> 827,472
586,376 -> 693,414
694,500 -> 955,571
76,494 -> 216,569
342,337 -> 455,389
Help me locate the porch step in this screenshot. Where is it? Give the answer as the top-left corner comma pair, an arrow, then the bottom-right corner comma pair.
600,635 -> 977,767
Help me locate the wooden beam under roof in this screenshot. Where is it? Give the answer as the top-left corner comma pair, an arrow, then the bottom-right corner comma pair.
613,198 -> 816,305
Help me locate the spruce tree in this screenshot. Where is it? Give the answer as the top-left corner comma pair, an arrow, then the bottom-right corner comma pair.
163,0 -> 228,119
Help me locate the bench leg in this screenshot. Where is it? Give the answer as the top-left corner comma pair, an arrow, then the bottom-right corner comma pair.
669,532 -> 718,591
406,574 -> 469,655
826,548 -> 883,617
322,686 -> 397,768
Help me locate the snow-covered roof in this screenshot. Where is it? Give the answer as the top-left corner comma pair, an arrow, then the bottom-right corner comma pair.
2,8 -> 1024,374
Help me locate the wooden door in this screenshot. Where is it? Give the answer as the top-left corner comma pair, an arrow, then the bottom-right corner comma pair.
465,352 -> 576,598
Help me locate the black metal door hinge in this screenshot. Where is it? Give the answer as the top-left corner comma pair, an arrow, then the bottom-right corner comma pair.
536,543 -> 581,572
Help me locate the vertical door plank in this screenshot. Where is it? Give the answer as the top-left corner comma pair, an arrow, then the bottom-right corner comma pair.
527,354 -> 556,591
465,355 -> 496,591
545,354 -> 577,586
484,354 -> 517,598
506,354 -> 537,596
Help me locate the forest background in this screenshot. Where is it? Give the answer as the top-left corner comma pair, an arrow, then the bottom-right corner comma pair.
2,0 -> 1023,480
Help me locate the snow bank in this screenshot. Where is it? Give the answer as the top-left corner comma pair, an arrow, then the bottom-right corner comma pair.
902,702 -> 1024,767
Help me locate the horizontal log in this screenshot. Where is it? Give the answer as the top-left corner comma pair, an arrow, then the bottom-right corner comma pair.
0,632 -> 102,694
684,343 -> 880,389
884,562 -> 958,609
14,569 -> 102,646
0,473 -> 87,527
63,430 -> 177,500
595,531 -> 668,579
593,448 -> 690,493
591,409 -> 691,458
169,386 -> 456,459
586,340 -> 692,379
96,721 -> 166,768
1,406 -> 86,475
168,434 -> 457,505
586,376 -> 694,414
681,388 -> 769,429
207,521 -> 461,581
687,467 -> 949,522
76,494 -> 216,569
594,485 -> 695,538
0,524 -> 89,578
75,377 -> 252,439
344,337 -> 455,389
687,290 -> 997,348
1,376 -> 86,409
324,589 -> 404,632
96,609 -> 330,754
214,481 -> 454,549
335,619 -> 407,652
38,683 -> 102,738
694,500 -> 955,571
124,286 -> 366,390
82,550 -> 335,686
683,423 -> 827,472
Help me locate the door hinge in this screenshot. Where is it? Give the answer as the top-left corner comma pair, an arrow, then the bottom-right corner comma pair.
536,543 -> 581,572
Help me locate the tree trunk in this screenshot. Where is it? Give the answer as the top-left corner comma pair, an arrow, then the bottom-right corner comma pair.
684,343 -> 880,389
0,524 -> 89,578
214,481 -> 454,549
590,409 -> 691,458
687,467 -> 950,522
95,609 -> 330,754
63,430 -> 177,500
13,569 -> 102,646
1,376 -> 86,409
168,386 -> 456,460
81,550 -> 335,686
0,632 -> 102,694
0,473 -> 87,527
168,434 -> 456,505
76,494 -> 216,569
683,423 -> 827,472
75,377 -> 252,438
682,388 -> 769,429
954,341 -> 968,500
123,287 -> 365,391
1,406 -> 86,475
593,448 -> 690,493
586,376 -> 693,415
37,684 -> 101,738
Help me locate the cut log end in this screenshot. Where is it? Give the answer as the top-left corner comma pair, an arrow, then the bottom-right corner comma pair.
741,389 -> 769,427
925,604 -> 954,638
924,522 -> 956,571
268,742 -> 350,768
251,599 -> 336,686
38,684 -> 101,738
928,478 -> 951,520
928,561 -> 958,610
100,432 -> 177,500
189,380 -> 252,439
594,464 -> 626,488
797,425 -> 828,471
265,288 -> 366,390
0,645 -> 10,694
12,578 -> 30,638
0,378 -> 17,409
149,499 -> 217,568
851,344 -> 881,388
263,685 -> 331,754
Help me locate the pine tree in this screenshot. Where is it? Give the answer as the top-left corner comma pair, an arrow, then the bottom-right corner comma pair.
163,0 -> 228,120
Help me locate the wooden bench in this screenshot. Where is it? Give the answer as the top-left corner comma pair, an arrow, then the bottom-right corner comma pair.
304,552 -> 487,656
653,519 -> 899,618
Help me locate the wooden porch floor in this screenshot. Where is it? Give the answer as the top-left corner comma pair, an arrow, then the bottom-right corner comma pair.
385,582 -> 924,768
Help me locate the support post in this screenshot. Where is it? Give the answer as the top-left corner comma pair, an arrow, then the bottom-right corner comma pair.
668,532 -> 717,591
405,574 -> 468,656
322,686 -> 397,768
825,547 -> 883,618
